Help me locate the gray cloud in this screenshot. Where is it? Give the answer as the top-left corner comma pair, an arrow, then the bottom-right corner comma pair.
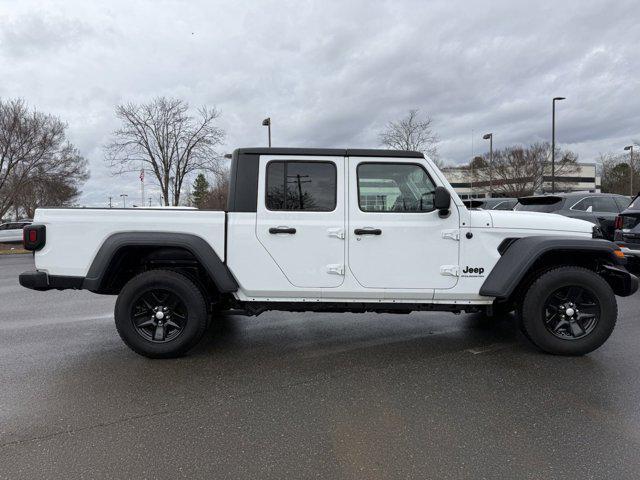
0,0 -> 638,206
0,12 -> 92,57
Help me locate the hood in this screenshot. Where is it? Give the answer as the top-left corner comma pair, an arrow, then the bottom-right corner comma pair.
487,210 -> 594,234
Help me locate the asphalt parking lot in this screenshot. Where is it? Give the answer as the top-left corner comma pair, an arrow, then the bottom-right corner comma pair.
2,254 -> 640,479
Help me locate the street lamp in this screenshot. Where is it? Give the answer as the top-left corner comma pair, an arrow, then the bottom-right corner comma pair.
262,117 -> 271,147
483,133 -> 493,195
551,96 -> 566,194
625,145 -> 635,196
120,193 -> 128,208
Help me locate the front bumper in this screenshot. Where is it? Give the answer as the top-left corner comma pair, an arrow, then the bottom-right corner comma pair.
600,265 -> 639,297
19,271 -> 84,291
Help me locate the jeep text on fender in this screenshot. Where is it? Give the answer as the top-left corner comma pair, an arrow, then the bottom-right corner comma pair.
19,147 -> 638,358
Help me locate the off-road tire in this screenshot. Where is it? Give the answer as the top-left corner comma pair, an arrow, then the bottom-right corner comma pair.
521,266 -> 617,355
114,269 -> 208,358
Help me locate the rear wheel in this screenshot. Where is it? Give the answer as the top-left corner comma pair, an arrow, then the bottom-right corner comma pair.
520,266 -> 617,355
115,270 -> 208,358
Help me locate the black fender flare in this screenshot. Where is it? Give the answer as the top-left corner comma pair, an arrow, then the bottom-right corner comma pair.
479,236 -> 632,299
82,232 -> 239,293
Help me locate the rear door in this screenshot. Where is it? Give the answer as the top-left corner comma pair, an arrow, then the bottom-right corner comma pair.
347,157 -> 460,290
256,155 -> 345,288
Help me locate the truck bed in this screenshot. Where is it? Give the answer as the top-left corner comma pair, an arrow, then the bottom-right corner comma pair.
32,208 -> 226,277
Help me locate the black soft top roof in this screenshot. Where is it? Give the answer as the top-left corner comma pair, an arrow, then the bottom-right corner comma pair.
233,147 -> 424,158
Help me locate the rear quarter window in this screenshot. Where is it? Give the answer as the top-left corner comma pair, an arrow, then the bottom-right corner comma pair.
514,200 -> 563,213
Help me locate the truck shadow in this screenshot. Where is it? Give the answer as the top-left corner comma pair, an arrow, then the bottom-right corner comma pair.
194,310 -> 528,358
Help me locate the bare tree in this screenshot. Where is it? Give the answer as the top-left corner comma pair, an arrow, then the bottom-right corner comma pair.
379,109 -> 441,166
13,153 -> 88,218
0,98 -> 88,218
600,152 -> 640,195
202,169 -> 230,210
105,97 -> 225,206
472,142 -> 578,197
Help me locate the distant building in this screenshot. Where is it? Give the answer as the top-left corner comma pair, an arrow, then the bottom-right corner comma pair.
441,162 -> 599,199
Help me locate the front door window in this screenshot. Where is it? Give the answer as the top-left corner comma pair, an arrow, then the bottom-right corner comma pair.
358,163 -> 436,213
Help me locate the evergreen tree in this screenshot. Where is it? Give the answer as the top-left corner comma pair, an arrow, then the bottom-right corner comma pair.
191,173 -> 210,208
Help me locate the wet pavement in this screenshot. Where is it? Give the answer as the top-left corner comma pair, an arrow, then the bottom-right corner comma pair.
2,254 -> 640,479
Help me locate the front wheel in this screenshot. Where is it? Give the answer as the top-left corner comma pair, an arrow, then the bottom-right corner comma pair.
521,266 -> 617,356
114,270 -> 208,358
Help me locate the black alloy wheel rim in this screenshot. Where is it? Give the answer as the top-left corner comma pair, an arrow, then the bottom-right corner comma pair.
131,289 -> 187,343
543,286 -> 600,340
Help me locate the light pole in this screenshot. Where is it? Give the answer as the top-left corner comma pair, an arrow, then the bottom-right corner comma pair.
483,133 -> 493,196
262,117 -> 271,147
120,194 -> 128,208
551,96 -> 566,194
625,145 -> 635,196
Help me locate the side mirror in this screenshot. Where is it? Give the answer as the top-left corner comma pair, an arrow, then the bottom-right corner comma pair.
434,186 -> 451,215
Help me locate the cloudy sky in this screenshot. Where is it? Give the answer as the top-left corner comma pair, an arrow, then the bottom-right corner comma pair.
1,0 -> 639,206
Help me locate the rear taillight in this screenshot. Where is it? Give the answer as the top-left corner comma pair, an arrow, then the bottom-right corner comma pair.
23,225 -> 46,251
614,215 -> 623,230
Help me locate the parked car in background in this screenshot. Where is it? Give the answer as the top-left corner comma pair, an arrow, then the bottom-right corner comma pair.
514,193 -> 630,240
614,194 -> 640,269
462,198 -> 517,210
0,219 -> 32,243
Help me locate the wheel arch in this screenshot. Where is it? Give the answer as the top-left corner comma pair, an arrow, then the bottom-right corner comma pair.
82,232 -> 239,295
480,236 -> 634,302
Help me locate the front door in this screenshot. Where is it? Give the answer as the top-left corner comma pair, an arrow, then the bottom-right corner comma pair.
256,156 -> 345,288
347,158 -> 460,290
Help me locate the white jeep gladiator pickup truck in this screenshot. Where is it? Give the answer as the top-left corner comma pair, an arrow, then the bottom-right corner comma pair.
19,148 -> 638,358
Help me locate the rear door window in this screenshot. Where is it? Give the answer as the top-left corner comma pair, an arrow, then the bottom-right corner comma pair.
592,197 -> 619,213
615,196 -> 631,211
265,161 -> 337,211
572,196 -> 619,213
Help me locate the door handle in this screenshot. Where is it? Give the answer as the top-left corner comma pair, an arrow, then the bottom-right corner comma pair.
269,227 -> 296,234
354,228 -> 382,236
